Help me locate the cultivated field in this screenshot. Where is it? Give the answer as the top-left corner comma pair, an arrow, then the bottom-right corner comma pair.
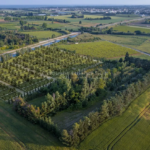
48,15 -> 139,27
98,34 -> 150,54
113,25 -> 150,33
0,22 -> 20,30
26,20 -> 79,31
79,86 -> 150,150
20,31 -> 62,40
58,41 -> 139,58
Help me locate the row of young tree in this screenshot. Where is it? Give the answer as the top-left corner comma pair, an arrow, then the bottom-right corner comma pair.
71,14 -> 84,18
13,97 -> 61,137
48,18 -> 70,23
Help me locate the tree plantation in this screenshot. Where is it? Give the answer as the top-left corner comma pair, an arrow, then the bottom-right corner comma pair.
1,48 -> 149,147
0,45 -> 99,101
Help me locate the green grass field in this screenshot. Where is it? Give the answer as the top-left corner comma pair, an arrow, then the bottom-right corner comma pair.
21,31 -> 62,40
48,15 -> 139,27
69,33 -> 102,41
133,54 -> 150,60
0,127 -> 22,150
29,96 -> 47,107
0,22 -> 20,30
98,34 -> 150,54
79,86 -> 150,150
113,25 -> 150,33
57,41 -> 139,58
0,101 -> 76,150
115,14 -> 139,17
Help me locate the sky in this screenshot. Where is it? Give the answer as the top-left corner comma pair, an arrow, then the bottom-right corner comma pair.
0,0 -> 150,5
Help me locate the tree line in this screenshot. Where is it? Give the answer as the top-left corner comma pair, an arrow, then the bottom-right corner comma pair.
84,16 -> 111,20
0,31 -> 38,49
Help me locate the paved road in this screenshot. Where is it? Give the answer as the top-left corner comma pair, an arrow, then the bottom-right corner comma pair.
0,80 -> 24,95
0,32 -> 80,56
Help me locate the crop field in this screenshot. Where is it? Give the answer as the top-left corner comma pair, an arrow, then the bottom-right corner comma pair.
57,41 -> 139,58
98,34 -> 150,53
27,20 -> 65,28
113,25 -> 150,33
79,86 -> 150,150
48,15 -> 139,27
20,31 -> 62,40
0,22 -> 20,30
115,14 -> 139,17
69,33 -> 102,42
21,20 -> 80,31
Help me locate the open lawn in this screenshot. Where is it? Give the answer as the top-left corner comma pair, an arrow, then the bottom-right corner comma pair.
98,34 -> 150,53
57,41 -> 139,58
79,86 -> 150,150
113,25 -> 150,33
29,96 -> 47,107
20,31 -> 62,40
